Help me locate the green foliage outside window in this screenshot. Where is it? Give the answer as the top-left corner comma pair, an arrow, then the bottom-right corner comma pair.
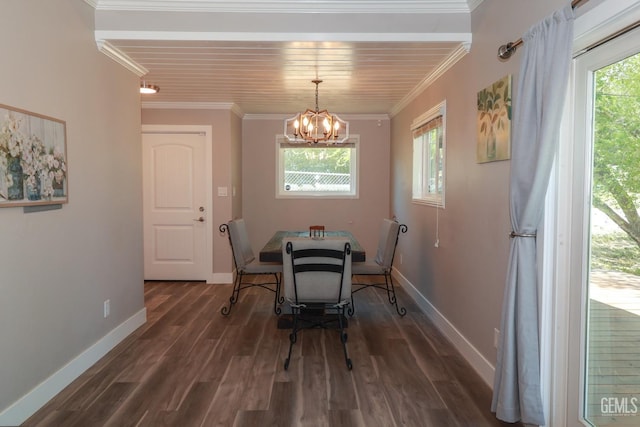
593,52 -> 640,250
283,146 -> 351,174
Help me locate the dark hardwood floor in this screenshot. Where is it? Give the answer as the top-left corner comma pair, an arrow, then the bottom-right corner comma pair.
23,279 -> 521,427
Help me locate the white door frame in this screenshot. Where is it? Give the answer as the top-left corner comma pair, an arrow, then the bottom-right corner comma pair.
142,124 -> 214,283
545,2 -> 640,426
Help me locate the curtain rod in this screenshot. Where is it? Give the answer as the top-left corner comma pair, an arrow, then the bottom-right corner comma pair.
497,0 -> 586,60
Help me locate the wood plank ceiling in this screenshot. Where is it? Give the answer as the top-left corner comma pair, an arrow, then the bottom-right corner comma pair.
89,1 -> 480,115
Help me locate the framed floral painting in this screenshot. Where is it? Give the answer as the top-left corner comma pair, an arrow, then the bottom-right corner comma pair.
0,104 -> 67,207
477,75 -> 512,163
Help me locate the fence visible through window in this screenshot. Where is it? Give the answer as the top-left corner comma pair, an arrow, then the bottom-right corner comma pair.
284,171 -> 351,192
277,137 -> 358,197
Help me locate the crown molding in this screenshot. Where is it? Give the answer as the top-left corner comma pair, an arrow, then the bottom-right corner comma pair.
244,113 -> 389,120
141,102 -> 243,116
96,40 -> 148,76
90,0 -> 472,13
390,41 -> 470,117
244,113 -> 301,120
467,0 -> 484,12
139,108 -> 389,120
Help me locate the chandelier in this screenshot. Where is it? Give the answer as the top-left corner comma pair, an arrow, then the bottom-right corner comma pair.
284,79 -> 349,144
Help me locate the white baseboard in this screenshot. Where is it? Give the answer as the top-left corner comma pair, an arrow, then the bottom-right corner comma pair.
0,308 -> 147,427
392,268 -> 496,388
208,272 -> 233,284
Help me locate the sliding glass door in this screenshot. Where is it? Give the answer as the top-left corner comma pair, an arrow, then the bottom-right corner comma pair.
567,27 -> 640,427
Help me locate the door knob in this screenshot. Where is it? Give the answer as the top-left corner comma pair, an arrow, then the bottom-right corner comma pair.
193,217 -> 205,222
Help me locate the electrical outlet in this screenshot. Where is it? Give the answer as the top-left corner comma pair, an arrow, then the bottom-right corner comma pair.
494,328 -> 500,348
104,300 -> 110,318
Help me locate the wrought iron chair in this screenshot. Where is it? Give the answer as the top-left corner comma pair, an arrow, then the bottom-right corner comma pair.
350,219 -> 407,316
219,219 -> 283,315
282,237 -> 353,370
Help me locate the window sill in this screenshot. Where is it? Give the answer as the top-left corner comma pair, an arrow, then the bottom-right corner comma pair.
277,193 -> 359,199
412,198 -> 444,208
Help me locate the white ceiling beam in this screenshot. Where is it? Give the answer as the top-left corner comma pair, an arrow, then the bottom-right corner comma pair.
89,0 -> 475,13
95,30 -> 473,43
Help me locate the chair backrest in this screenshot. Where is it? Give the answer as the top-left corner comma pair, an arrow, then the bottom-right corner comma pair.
282,237 -> 352,305
374,219 -> 405,268
309,225 -> 325,238
225,219 -> 256,269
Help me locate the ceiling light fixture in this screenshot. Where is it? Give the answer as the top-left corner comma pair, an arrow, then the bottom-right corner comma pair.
284,79 -> 349,144
140,81 -> 160,94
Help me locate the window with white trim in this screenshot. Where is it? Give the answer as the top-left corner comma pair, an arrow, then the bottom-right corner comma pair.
276,136 -> 359,198
412,101 -> 446,207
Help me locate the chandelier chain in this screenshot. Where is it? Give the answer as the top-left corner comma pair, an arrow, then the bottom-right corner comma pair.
313,79 -> 322,112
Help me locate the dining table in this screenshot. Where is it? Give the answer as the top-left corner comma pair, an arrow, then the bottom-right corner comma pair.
259,230 -> 366,263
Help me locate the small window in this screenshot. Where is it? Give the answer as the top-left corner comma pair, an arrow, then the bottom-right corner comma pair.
276,136 -> 359,198
412,101 -> 446,207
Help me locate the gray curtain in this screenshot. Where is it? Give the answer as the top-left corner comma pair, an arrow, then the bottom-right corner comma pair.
491,5 -> 574,425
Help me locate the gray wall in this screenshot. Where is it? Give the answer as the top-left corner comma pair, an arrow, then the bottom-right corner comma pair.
231,112 -> 243,220
0,0 -> 143,416
241,116 -> 392,259
390,0 -> 568,366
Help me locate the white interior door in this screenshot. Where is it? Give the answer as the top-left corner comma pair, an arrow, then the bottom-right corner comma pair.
142,127 -> 212,281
